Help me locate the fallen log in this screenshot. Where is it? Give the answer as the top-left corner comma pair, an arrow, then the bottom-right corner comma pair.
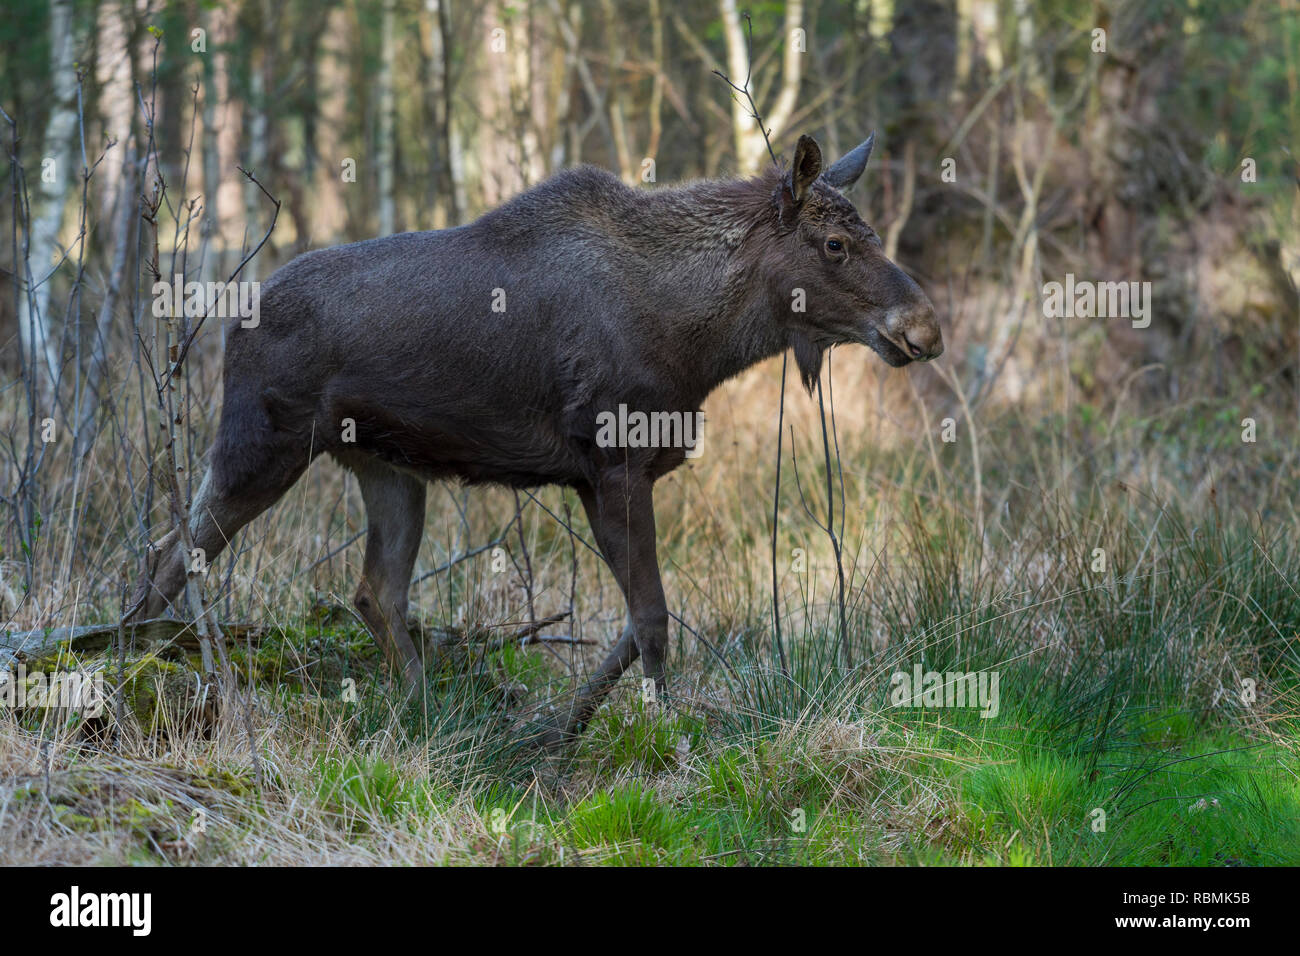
0,619 -> 265,669
2,609 -> 581,670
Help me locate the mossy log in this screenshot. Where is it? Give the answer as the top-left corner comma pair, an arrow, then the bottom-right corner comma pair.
2,609 -> 581,671
0,618 -> 265,669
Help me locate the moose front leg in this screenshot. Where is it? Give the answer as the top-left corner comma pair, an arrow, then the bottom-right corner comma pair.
542,471 -> 668,744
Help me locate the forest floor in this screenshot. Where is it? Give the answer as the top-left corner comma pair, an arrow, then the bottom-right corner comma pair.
3,382 -> 1299,865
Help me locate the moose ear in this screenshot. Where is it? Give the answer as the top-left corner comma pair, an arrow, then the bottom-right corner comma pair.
821,132 -> 876,191
789,135 -> 823,204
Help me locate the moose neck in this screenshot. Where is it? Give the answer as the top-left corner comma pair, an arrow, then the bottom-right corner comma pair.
626,171 -> 791,405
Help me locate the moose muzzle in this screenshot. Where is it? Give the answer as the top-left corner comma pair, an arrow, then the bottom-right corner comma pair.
884,293 -> 944,362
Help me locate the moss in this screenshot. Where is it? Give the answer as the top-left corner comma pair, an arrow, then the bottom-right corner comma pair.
9,784 -> 41,803
192,765 -> 256,797
118,652 -> 210,735
50,804 -> 101,832
49,795 -> 182,848
117,797 -> 178,838
226,622 -> 379,690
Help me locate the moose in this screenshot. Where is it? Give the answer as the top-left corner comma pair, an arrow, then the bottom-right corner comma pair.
131,132 -> 943,744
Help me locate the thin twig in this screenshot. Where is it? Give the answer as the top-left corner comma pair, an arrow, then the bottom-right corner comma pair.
411,535 -> 507,585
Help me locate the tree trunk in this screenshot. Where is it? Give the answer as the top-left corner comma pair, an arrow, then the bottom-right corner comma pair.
444,0 -> 468,220
314,3 -> 351,241
243,55 -> 267,281
719,0 -> 804,173
96,0 -> 134,221
199,4 -> 221,286
74,142 -> 137,460
424,0 -> 456,228
511,1 -> 544,187
377,0 -> 398,235
212,4 -> 241,278
20,0 -> 79,390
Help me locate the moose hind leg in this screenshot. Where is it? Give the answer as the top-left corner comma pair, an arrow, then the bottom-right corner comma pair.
352,461 -> 426,686
542,474 -> 666,744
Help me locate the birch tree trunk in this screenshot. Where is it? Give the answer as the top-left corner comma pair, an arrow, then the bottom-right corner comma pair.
973,0 -> 1004,75
96,0 -> 134,221
719,0 -> 804,173
20,0 -> 79,389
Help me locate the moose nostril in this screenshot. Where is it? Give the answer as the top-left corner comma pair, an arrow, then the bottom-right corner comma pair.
902,334 -> 924,358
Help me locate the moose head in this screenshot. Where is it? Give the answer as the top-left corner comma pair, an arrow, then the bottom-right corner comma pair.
768,133 -> 943,390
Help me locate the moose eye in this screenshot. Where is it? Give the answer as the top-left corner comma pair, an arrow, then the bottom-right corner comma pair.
826,238 -> 844,253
